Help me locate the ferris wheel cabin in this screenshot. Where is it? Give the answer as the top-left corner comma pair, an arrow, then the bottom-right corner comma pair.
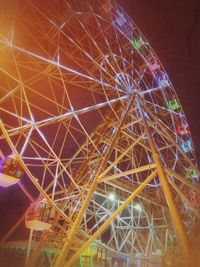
0,155 -> 23,188
25,199 -> 55,231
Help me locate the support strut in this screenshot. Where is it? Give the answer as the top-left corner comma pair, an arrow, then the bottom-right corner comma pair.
136,95 -> 191,266
53,97 -> 134,267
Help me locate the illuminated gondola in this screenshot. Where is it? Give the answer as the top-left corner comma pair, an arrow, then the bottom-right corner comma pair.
0,154 -> 23,188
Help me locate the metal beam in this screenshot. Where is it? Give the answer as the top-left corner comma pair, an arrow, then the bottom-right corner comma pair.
165,167 -> 200,195
136,96 -> 191,265
66,170 -> 157,267
167,176 -> 200,221
100,163 -> 156,182
53,97 -> 135,267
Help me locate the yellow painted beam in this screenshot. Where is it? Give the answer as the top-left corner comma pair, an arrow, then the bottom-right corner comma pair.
167,176 -> 200,221
136,96 -> 192,266
66,170 -> 157,267
100,163 -> 156,182
165,167 -> 200,195
53,97 -> 135,267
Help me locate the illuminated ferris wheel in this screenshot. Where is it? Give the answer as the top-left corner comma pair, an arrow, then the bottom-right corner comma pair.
0,1 -> 199,267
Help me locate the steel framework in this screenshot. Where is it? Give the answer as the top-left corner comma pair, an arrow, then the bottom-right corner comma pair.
0,1 -> 199,267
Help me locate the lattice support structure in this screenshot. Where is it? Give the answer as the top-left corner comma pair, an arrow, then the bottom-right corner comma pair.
0,1 -> 199,267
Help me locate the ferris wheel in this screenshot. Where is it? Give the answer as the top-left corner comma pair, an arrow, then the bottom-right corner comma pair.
0,1 -> 199,267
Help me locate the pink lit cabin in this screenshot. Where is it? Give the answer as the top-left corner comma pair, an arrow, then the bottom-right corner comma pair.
147,58 -> 161,72
177,124 -> 189,135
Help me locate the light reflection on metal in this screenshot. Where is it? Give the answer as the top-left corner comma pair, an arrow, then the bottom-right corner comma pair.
0,1 -> 199,267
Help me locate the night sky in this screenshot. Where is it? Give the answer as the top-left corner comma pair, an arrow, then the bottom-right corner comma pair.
119,0 -> 200,165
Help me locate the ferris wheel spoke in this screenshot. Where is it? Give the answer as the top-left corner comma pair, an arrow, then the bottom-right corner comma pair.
167,178 -> 200,221
145,99 -> 183,117
100,163 -> 156,183
137,98 -> 197,169
147,114 -> 197,172
0,1 -> 198,265
165,167 -> 200,193
87,4 -> 128,78
60,8 -> 122,84
98,134 -> 145,180
34,126 -> 80,191
4,41 -> 124,93
3,95 -> 127,137
74,4 -> 137,94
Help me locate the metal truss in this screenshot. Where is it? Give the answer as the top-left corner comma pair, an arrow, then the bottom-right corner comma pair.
0,1 -> 199,267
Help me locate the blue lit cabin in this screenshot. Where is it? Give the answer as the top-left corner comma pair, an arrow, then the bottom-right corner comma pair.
115,12 -> 126,27
156,73 -> 169,88
25,199 -> 55,231
0,154 -> 23,188
180,139 -> 193,153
